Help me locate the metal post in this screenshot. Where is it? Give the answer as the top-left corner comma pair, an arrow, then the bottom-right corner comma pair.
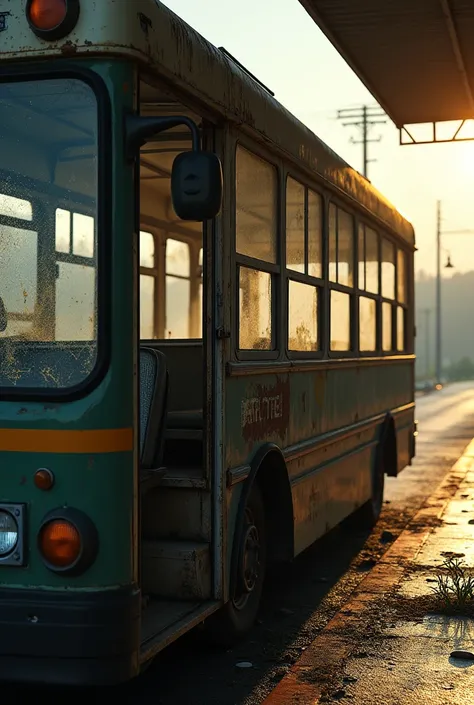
435,200 -> 441,385
423,308 -> 431,378
362,105 -> 368,177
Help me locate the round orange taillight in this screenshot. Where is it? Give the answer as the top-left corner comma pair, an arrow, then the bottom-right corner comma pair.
26,0 -> 80,40
28,0 -> 67,30
39,519 -> 81,568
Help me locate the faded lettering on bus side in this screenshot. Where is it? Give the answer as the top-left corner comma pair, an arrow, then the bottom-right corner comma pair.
241,377 -> 290,442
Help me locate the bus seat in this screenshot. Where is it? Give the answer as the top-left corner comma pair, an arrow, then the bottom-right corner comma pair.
140,347 -> 168,470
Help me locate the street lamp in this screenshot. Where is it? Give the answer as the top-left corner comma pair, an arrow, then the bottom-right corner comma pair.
435,200 -> 474,385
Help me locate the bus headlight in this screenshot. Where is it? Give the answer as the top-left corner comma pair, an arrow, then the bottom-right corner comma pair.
0,511 -> 18,555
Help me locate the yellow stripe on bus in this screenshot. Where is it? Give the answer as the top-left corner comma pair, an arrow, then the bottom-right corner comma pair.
0,428 -> 133,454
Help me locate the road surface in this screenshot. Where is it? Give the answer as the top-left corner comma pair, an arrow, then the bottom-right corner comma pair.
6,381 -> 474,704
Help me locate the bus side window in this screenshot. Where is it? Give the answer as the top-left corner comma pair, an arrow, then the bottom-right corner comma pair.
236,145 -> 278,352
165,238 -> 191,339
329,204 -> 354,352
140,230 -> 155,340
381,237 -> 396,352
397,248 -> 407,351
0,194 -> 36,338
286,179 -> 322,353
358,223 -> 379,352
55,208 -> 96,342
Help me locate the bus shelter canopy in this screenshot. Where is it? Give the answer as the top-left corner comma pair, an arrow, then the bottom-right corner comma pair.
300,0 -> 474,130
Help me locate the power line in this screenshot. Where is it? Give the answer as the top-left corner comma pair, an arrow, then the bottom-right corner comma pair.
336,105 -> 387,179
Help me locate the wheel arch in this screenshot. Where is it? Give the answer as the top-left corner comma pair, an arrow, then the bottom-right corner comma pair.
379,413 -> 398,477
229,444 -> 294,597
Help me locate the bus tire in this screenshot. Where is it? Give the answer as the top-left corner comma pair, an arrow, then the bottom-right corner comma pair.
349,451 -> 385,531
206,484 -> 267,646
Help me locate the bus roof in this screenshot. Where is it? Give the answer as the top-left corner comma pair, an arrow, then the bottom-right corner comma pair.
2,0 -> 414,246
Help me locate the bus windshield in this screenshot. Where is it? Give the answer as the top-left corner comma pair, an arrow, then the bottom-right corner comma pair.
0,76 -> 99,392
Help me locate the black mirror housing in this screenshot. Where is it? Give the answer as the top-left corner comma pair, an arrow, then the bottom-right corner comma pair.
171,151 -> 222,221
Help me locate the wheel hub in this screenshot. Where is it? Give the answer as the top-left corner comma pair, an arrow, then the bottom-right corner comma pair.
232,509 -> 261,610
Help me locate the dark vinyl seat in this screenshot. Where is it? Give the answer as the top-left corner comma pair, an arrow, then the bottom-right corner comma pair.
139,347 -> 169,491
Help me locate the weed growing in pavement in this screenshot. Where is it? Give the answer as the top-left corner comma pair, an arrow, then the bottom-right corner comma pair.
430,556 -> 474,611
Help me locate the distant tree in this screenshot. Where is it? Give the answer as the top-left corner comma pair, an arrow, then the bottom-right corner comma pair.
445,357 -> 474,382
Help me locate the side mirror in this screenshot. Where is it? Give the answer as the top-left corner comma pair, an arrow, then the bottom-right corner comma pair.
124,114 -> 223,223
171,151 -> 222,221
0,296 -> 6,332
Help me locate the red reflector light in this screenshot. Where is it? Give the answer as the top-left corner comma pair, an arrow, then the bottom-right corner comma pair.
26,0 -> 80,40
28,0 -> 67,30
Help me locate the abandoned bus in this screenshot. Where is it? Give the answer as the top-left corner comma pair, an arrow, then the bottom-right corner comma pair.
0,0 -> 415,685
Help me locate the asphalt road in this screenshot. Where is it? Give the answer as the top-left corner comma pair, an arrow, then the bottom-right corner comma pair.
7,382 -> 474,704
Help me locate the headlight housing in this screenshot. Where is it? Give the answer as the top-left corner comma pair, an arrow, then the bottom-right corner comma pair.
0,511 -> 18,556
0,504 -> 26,566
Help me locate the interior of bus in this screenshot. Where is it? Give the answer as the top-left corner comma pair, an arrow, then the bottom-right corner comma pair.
138,79 -> 206,484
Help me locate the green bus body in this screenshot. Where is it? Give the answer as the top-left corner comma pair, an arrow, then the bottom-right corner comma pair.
0,0 -> 415,686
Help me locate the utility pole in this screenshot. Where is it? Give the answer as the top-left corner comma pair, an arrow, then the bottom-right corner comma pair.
436,200 -> 441,385
337,105 -> 387,178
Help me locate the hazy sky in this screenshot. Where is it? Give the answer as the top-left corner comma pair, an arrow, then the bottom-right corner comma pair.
163,0 -> 474,277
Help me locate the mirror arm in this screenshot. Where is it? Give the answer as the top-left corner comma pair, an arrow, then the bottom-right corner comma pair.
125,114 -> 201,161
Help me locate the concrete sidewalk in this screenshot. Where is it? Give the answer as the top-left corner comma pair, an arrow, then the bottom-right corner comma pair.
264,439 -> 474,705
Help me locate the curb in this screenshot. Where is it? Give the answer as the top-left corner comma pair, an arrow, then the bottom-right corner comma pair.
262,439 -> 474,704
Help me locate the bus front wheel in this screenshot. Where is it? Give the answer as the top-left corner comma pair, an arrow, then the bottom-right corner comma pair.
206,484 -> 267,646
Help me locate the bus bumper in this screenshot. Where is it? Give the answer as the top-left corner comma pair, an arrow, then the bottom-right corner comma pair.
0,585 -> 140,686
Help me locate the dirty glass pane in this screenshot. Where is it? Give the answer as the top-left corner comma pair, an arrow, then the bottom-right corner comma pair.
236,146 -> 277,263
366,227 -> 379,294
328,203 -> 337,282
56,263 -> 95,341
166,276 -> 190,338
140,274 -> 155,339
397,306 -> 405,351
288,280 -> 318,351
239,267 -> 272,350
140,231 -> 155,268
166,238 -> 189,277
0,194 -> 32,221
73,213 -> 94,258
358,223 -> 365,289
382,302 -> 392,351
359,296 -> 376,351
55,208 -> 70,253
330,290 -> 351,351
0,77 -> 99,390
308,190 -> 322,278
337,208 -> 354,287
0,225 -> 37,338
397,249 -> 407,303
286,177 -> 305,273
381,238 -> 395,299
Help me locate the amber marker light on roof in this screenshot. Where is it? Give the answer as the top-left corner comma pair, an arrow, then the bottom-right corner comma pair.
26,0 -> 80,41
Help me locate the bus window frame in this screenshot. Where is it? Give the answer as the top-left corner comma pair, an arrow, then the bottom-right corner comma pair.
284,170 -> 325,361
355,221 -> 412,359
0,63 -> 112,402
327,198 -> 356,359
233,138 -> 281,362
357,220 -> 380,358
